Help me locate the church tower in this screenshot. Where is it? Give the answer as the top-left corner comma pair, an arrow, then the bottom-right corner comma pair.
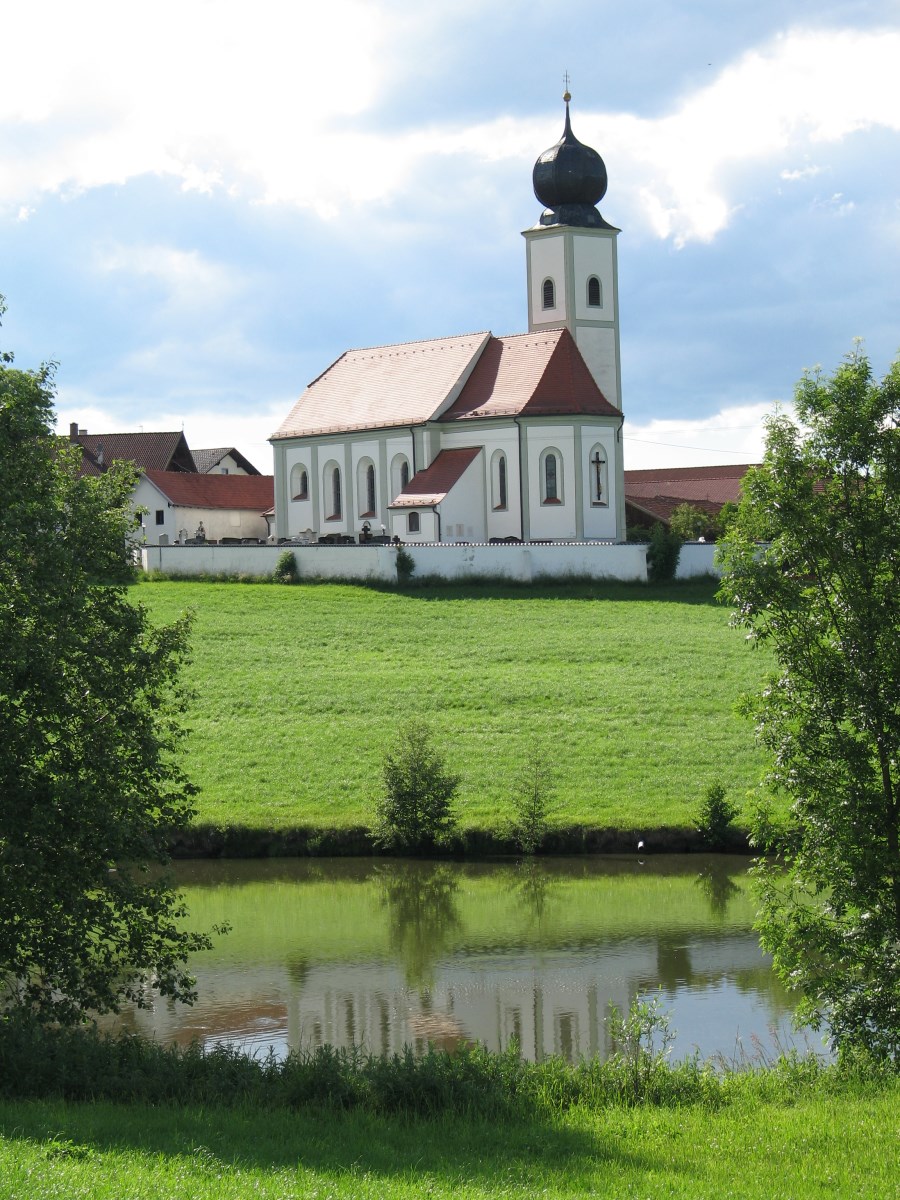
523,92 -> 622,410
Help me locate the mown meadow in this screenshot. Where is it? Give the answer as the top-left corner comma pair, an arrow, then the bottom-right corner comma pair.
136,576 -> 775,835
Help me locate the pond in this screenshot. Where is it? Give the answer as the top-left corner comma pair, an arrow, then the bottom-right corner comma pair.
109,855 -> 818,1064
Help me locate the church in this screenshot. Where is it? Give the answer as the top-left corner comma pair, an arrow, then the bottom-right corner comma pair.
270,94 -> 627,546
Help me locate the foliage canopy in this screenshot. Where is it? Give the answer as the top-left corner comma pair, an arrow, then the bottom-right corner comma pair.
718,344 -> 900,1061
0,301 -> 211,1024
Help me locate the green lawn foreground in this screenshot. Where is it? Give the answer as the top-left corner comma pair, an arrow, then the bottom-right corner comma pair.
2,1087 -> 898,1199
136,577 -> 774,834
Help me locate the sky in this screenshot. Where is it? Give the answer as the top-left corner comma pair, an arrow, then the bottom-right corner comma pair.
1,0 -> 898,473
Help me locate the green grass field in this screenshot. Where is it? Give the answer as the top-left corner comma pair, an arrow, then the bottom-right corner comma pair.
3,1086 -> 898,1199
136,578 -> 775,833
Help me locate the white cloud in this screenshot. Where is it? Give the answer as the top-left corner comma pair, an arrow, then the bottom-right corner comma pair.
94,243 -> 244,312
622,402 -> 782,470
4,12 -> 899,247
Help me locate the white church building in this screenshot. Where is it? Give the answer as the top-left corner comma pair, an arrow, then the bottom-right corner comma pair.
271,95 -> 627,546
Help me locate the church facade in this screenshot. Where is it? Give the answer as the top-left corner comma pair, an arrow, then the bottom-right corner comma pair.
271,96 -> 627,545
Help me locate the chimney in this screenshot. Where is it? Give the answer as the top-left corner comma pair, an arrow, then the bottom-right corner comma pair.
69,422 -> 78,440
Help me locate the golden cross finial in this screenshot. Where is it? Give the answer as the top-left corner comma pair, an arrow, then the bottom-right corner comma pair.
563,71 -> 571,102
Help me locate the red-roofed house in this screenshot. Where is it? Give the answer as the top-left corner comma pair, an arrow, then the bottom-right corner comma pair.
132,470 -> 274,545
270,98 -> 628,545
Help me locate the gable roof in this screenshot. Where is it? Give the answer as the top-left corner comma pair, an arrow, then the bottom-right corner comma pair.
143,470 -> 274,511
442,328 -> 621,421
272,332 -> 492,440
389,448 -> 482,508
192,446 -> 262,475
273,328 -> 621,443
71,429 -> 196,474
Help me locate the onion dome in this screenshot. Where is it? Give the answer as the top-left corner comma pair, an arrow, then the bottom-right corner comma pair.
532,92 -> 616,229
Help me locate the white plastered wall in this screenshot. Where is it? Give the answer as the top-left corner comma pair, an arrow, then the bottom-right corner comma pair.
437,451 -> 485,542
527,234 -> 566,326
580,424 -> 619,540
439,425 -> 521,540
525,425 -> 577,539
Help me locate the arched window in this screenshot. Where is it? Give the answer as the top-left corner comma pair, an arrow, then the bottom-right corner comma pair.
357,458 -> 377,517
324,462 -> 342,519
407,512 -> 420,534
491,450 -> 508,511
540,448 -> 563,505
542,278 -> 555,309
290,463 -> 309,501
589,443 -> 608,506
587,275 -> 602,307
391,454 -> 411,498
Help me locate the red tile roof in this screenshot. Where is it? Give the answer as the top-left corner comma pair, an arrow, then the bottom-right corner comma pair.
72,430 -> 196,473
143,470 -> 274,511
272,333 -> 492,440
389,448 -> 482,507
443,328 -> 621,421
624,463 -> 754,506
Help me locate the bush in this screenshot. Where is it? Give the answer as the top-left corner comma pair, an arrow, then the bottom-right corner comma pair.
395,546 -> 415,583
669,503 -> 714,542
646,522 -> 681,583
273,549 -> 299,584
696,782 -> 739,847
373,722 -> 460,852
507,747 -> 556,854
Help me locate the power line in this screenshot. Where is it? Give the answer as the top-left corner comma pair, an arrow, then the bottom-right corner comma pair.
623,435 -> 758,455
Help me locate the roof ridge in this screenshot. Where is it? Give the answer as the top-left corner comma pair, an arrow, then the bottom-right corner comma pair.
344,330 -> 491,355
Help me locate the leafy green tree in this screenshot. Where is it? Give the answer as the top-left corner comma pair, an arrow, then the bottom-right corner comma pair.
669,503 -> 712,542
0,301 -> 212,1025
718,344 -> 900,1061
373,722 -> 460,852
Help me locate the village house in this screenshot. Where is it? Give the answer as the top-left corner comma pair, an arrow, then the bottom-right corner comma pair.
68,424 -> 274,544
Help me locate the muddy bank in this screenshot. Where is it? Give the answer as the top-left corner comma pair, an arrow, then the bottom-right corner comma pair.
168,823 -> 751,859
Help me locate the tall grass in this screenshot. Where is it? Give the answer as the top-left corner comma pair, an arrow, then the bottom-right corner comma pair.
1,1019 -> 890,1119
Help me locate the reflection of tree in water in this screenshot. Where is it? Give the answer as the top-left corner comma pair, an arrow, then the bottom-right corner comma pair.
695,860 -> 740,921
378,863 -> 461,990
502,859 -> 560,928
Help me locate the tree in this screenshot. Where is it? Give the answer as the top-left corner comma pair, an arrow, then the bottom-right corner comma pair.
373,723 -> 460,852
0,300 -> 213,1025
669,503 -> 712,542
718,344 -> 900,1061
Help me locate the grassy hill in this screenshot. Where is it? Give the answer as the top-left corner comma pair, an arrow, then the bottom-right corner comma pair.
136,577 -> 774,835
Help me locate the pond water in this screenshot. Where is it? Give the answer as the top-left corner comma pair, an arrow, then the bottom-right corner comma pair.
109,855 -> 818,1064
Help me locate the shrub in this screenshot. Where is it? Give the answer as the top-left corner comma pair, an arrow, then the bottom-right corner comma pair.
646,522 -> 681,583
395,546 -> 415,583
373,722 -> 460,852
507,747 -> 556,854
273,549 -> 299,584
696,782 -> 738,847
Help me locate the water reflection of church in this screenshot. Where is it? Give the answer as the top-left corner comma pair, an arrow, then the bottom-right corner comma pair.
105,858 -> 797,1062
281,933 -> 776,1061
